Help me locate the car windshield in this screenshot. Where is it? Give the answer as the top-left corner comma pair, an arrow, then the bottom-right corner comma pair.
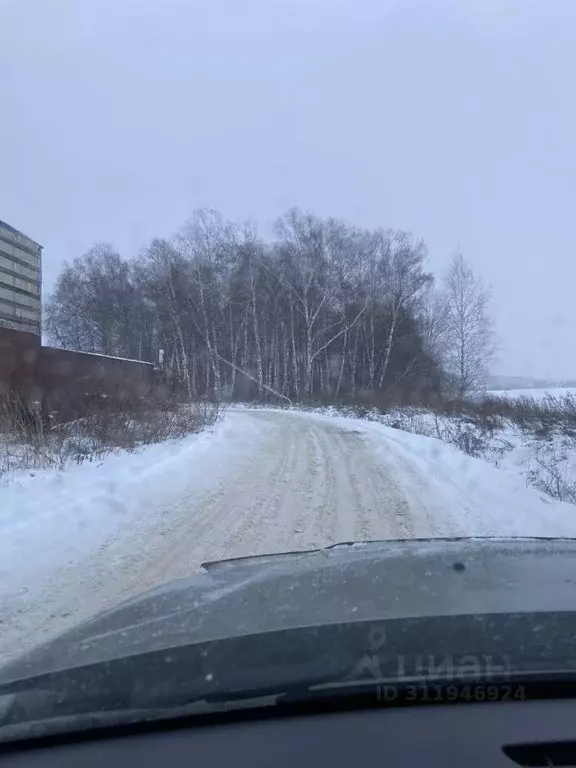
1,0 -> 576,744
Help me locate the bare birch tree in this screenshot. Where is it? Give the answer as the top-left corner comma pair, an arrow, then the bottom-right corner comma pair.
418,284 -> 450,370
443,251 -> 494,397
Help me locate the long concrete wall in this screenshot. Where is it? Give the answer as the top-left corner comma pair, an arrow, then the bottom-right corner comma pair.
0,327 -> 40,399
0,327 -> 155,420
38,346 -> 155,420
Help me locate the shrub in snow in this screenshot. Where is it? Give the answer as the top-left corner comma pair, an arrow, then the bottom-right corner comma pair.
0,390 -> 221,477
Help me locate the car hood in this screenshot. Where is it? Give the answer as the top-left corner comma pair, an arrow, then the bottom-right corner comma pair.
3,536 -> 576,683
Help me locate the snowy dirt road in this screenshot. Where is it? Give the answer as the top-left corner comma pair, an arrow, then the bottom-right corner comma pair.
2,408 -> 575,663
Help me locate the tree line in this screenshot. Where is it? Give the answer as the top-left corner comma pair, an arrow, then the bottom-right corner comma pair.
46,208 -> 494,403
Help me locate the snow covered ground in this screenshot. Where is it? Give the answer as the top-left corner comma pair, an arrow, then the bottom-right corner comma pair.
2,408 -> 576,664
295,402 -> 576,504
489,387 -> 576,400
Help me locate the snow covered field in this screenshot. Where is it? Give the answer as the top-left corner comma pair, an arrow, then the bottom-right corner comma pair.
2,407 -> 576,664
489,387 -> 576,400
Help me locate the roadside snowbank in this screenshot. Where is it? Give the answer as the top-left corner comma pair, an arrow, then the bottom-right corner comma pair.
279,409 -> 576,537
0,417 -> 240,598
244,401 -> 576,506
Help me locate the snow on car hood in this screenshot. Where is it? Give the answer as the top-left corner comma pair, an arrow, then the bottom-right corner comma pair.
3,537 -> 576,682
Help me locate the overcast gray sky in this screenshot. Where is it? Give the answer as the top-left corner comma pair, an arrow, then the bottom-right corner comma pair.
1,0 -> 575,378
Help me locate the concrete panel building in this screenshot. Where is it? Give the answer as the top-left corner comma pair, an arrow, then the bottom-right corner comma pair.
0,218 -> 155,418
0,219 -> 42,336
